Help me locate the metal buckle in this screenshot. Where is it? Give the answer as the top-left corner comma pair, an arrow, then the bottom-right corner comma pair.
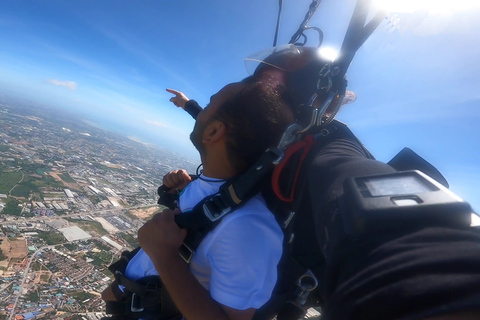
294,269 -> 319,306
179,242 -> 194,264
283,211 -> 296,228
203,195 -> 231,222
130,293 -> 144,313
267,147 -> 285,166
276,123 -> 303,152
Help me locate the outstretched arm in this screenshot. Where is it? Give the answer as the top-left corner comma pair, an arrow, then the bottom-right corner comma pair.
166,88 -> 202,119
166,88 -> 189,109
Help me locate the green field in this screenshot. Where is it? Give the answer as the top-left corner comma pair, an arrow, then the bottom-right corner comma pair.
10,181 -> 37,198
9,174 -> 64,198
35,175 -> 64,189
35,168 -> 50,175
85,250 -> 112,266
37,231 -> 66,245
63,243 -> 79,251
59,173 -> 76,183
24,290 -> 39,302
65,218 -> 107,236
69,291 -> 96,302
117,232 -> 138,248
30,261 -> 42,271
0,171 -> 23,194
2,197 -> 23,216
1,168 -> 67,199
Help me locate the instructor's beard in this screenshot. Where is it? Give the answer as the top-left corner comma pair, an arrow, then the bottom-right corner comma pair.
190,122 -> 206,155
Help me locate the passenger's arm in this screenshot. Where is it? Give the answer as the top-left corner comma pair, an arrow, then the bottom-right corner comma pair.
162,169 -> 192,193
100,285 -> 117,301
138,209 -> 255,320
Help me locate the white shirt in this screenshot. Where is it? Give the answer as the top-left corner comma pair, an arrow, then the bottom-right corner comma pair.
125,175 -> 283,310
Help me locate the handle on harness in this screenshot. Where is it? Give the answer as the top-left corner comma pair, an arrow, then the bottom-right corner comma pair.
276,270 -> 319,320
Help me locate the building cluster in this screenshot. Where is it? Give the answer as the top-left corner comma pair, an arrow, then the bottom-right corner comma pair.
0,96 -> 197,215
0,219 -> 133,319
0,94 -> 198,319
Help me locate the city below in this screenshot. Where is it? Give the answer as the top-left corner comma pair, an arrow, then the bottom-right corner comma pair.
0,92 -> 198,320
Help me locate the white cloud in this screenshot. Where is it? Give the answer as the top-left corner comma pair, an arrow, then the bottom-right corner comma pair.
145,119 -> 167,127
46,79 -> 77,90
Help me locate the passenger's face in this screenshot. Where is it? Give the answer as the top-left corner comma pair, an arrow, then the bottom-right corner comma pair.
190,82 -> 244,154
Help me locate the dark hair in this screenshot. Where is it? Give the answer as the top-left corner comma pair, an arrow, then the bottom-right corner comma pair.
214,77 -> 293,173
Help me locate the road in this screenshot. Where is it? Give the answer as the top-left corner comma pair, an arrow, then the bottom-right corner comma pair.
3,202 -> 151,319
7,246 -> 51,320
0,280 -> 14,294
7,169 -> 24,195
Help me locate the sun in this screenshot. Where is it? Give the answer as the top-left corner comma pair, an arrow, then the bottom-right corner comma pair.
318,47 -> 339,62
373,0 -> 480,14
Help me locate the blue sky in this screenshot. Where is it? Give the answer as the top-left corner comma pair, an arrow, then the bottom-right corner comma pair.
1,0 -> 479,212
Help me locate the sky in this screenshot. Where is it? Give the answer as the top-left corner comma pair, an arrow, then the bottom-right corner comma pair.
0,0 -> 479,212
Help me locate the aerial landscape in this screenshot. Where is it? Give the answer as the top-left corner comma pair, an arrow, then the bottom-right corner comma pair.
1,0 -> 479,319
0,93 -> 197,320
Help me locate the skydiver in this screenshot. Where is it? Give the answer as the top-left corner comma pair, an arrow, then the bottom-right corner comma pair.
164,50 -> 480,319
256,47 -> 480,320
102,76 -> 294,320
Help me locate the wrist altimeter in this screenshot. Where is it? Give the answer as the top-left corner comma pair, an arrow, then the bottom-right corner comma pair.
341,170 -> 474,235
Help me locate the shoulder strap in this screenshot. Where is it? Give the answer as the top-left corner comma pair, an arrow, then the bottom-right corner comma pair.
174,147 -> 285,230
108,247 -> 142,277
157,175 -> 199,210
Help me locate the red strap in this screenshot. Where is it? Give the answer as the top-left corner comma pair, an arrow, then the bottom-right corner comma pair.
272,135 -> 315,202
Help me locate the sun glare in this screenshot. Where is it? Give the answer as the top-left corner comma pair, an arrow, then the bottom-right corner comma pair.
318,47 -> 339,62
373,0 -> 480,14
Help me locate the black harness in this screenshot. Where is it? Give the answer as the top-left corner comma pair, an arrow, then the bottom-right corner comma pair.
104,247 -> 180,320
105,119 -> 451,320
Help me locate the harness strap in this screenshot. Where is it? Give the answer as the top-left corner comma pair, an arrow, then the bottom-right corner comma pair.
106,263 -> 179,320
336,0 -> 385,81
108,247 -> 142,289
105,275 -> 163,317
115,274 -> 161,298
110,280 -> 126,301
106,247 -> 180,319
174,147 -> 283,230
157,185 -> 178,209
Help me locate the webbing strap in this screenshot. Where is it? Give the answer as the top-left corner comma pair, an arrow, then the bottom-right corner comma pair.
174,147 -> 283,231
106,273 -> 181,319
116,274 -> 161,297
336,0 -> 385,80
108,248 -> 141,280
288,0 -> 323,45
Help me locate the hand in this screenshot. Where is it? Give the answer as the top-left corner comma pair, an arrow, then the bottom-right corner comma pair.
138,208 -> 187,260
163,169 -> 192,192
166,88 -> 189,109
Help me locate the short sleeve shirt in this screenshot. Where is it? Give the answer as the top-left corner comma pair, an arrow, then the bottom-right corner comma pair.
125,175 -> 283,310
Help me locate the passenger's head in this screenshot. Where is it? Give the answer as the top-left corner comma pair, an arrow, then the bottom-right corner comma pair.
190,76 -> 293,173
